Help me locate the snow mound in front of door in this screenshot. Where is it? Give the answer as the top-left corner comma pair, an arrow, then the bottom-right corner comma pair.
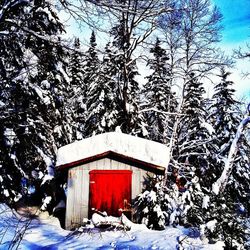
56,132 -> 170,169
91,213 -> 147,230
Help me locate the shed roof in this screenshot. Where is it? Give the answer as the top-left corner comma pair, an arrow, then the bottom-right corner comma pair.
56,132 -> 170,173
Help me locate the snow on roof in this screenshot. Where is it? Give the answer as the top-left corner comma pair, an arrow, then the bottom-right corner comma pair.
56,132 -> 170,169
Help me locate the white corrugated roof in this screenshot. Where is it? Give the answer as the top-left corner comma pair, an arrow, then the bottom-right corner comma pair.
56,132 -> 170,169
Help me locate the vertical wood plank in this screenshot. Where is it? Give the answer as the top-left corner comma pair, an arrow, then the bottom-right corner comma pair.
104,158 -> 111,169
95,159 -> 104,170
79,167 -> 84,222
73,167 -> 81,227
65,169 -> 75,229
86,162 -> 90,170
82,169 -> 89,219
111,159 -> 119,169
117,161 -> 125,169
101,158 -> 106,169
132,170 -> 140,200
94,159 -> 100,170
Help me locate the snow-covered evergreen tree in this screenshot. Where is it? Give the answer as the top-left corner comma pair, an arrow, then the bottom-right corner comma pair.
0,0 -> 32,203
210,68 -> 240,154
68,37 -> 86,140
34,36 -> 72,147
142,38 -> 177,143
136,73 -> 219,234
70,38 -> 85,92
120,57 -> 147,136
207,69 -> 250,248
83,31 -> 99,89
0,0 -> 71,205
84,42 -> 122,136
176,73 -> 215,170
172,74 -> 218,229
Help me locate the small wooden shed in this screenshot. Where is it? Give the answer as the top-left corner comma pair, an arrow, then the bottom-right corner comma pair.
56,132 -> 170,229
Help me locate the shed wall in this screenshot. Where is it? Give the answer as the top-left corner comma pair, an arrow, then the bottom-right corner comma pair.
65,158 -> 152,229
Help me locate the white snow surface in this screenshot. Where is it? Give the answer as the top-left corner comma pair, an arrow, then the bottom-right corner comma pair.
4,128 -> 16,146
206,219 -> 217,233
0,100 -> 5,107
0,203 -> 225,250
56,132 -> 170,169
202,195 -> 210,209
201,121 -> 215,135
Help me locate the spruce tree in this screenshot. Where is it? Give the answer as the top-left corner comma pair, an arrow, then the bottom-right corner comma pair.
210,68 -> 240,153
121,57 -> 147,136
84,42 -> 121,136
177,73 -> 214,168
83,31 -> 99,89
207,69 -> 250,247
0,0 -> 71,205
68,37 -> 86,140
142,38 -> 177,143
168,74 -> 218,232
135,74 -> 216,231
0,0 -> 32,203
70,38 -> 85,91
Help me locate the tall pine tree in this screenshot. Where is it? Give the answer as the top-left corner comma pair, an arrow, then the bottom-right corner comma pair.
169,73 -> 218,232
83,31 -> 99,90
207,69 -> 250,247
68,37 -> 86,140
84,42 -> 121,136
0,0 -> 71,205
142,38 -> 177,143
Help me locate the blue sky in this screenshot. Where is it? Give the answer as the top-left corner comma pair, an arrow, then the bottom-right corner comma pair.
60,0 -> 250,47
213,0 -> 250,44
212,0 -> 250,101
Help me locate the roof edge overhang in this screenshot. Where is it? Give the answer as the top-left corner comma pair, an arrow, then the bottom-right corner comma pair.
57,150 -> 165,175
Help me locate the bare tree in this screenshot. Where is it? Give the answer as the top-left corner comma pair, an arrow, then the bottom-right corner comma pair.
158,0 -> 231,157
57,0 -> 175,134
160,0 -> 231,82
59,0 -> 176,134
234,43 -> 250,78
236,43 -> 250,59
58,0 -> 171,24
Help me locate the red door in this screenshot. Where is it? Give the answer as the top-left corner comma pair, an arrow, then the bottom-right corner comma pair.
89,170 -> 132,217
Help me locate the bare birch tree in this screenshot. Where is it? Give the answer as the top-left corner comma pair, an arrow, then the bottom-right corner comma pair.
157,0 -> 231,159
212,104 -> 250,195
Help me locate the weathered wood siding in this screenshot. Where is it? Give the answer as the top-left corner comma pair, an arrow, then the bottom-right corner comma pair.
65,158 -> 152,229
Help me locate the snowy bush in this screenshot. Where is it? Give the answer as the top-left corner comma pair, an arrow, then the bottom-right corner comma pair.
135,175 -> 168,230
135,167 -> 248,248
135,174 -> 192,230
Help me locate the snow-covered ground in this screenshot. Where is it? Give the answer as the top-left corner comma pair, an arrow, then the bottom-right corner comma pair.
0,204 -> 224,250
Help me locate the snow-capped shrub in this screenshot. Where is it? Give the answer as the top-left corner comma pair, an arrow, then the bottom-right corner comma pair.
135,174 -> 192,230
